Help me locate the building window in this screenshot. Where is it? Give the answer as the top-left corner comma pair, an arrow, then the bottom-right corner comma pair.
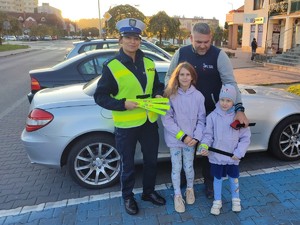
254,0 -> 264,10
257,24 -> 263,47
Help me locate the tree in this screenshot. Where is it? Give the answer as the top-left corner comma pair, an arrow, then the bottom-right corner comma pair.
213,26 -> 223,47
177,27 -> 190,45
168,17 -> 180,44
0,12 -> 22,44
29,24 -> 52,37
81,27 -> 99,37
105,4 -> 145,37
9,17 -> 22,35
224,22 -> 229,30
0,12 -> 8,45
223,22 -> 229,45
148,11 -> 171,43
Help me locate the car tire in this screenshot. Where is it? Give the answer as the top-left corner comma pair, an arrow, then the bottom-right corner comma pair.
67,133 -> 120,189
269,115 -> 300,161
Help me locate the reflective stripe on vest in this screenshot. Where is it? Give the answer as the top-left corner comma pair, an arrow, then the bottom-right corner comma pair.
107,58 -> 159,128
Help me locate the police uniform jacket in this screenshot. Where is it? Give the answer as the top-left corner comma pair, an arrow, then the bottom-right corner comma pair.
94,47 -> 164,112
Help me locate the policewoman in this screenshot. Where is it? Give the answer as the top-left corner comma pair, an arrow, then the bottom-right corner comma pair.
94,18 -> 166,215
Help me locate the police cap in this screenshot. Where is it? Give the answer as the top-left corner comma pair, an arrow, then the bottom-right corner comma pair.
116,18 -> 145,38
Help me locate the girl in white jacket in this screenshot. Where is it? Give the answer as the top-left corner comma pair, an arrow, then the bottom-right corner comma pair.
161,62 -> 206,213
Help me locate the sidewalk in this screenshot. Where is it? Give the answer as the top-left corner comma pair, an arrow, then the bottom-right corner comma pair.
226,48 -> 300,86
1,165 -> 300,225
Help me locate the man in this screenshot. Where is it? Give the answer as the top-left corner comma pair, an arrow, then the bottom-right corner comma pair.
94,18 -> 166,215
251,38 -> 257,60
165,22 -> 249,199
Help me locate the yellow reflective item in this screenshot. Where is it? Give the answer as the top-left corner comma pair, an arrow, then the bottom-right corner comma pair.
176,130 -> 185,140
127,98 -> 170,115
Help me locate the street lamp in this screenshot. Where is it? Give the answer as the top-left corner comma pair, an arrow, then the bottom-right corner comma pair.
228,2 -> 233,10
98,0 -> 102,38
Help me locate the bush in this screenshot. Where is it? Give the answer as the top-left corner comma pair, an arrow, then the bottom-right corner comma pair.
287,84 -> 300,96
225,51 -> 235,58
161,45 -> 179,52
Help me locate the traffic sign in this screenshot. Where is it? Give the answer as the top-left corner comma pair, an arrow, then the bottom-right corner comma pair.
103,12 -> 112,21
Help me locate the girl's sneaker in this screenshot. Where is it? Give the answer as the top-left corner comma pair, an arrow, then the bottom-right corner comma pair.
185,188 -> 195,204
210,200 -> 222,215
232,198 -> 241,212
174,195 -> 185,213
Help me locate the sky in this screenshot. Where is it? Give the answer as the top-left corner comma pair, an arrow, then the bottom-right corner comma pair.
42,0 -> 245,26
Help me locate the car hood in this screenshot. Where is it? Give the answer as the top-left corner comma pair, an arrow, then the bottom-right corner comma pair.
239,84 -> 300,101
31,83 -> 300,110
31,83 -> 94,109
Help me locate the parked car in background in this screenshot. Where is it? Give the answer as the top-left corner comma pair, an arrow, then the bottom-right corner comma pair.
65,38 -> 172,60
42,35 -> 53,41
29,36 -> 38,41
155,40 -> 180,51
155,40 -> 172,47
21,61 -> 300,189
27,49 -> 170,102
3,35 -> 17,41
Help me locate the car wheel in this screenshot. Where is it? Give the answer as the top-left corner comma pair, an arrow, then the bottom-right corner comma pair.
67,133 -> 120,189
269,115 -> 300,161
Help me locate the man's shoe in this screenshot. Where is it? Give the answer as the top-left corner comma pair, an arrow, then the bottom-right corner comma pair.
124,197 -> 139,215
141,191 -> 166,205
205,187 -> 214,199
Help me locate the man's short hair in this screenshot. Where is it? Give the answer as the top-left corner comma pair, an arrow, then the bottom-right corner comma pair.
192,23 -> 211,35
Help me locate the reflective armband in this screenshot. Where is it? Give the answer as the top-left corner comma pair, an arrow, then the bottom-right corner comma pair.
200,143 -> 208,150
176,130 -> 185,140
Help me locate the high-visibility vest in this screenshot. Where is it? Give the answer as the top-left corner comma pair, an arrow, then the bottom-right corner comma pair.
107,58 -> 159,128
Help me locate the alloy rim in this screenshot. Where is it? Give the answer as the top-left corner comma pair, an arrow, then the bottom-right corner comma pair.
74,142 -> 120,186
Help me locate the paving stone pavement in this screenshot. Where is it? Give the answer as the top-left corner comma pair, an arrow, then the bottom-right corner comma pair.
1,47 -> 300,225
0,165 -> 300,225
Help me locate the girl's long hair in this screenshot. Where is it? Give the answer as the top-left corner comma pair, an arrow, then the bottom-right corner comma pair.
164,62 -> 198,98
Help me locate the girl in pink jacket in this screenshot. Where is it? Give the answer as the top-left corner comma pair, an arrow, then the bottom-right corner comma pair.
198,84 -> 251,215
161,62 -> 206,213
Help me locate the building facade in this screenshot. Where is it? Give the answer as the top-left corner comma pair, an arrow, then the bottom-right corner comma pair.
178,17 -> 219,45
37,3 -> 62,18
267,0 -> 300,53
227,0 -> 300,54
226,6 -> 244,50
0,0 -> 38,13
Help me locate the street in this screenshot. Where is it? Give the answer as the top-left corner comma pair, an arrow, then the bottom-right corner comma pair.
0,41 -> 300,214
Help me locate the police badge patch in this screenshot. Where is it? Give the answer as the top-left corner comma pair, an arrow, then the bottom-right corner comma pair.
129,19 -> 137,27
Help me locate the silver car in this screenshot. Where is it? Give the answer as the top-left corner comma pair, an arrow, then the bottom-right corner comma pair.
21,62 -> 300,189
65,38 -> 172,60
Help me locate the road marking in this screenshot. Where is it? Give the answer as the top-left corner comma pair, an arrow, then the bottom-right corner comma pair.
0,163 -> 299,218
0,96 -> 27,120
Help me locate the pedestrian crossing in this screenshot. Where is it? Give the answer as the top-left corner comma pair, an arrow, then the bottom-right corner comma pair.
30,46 -> 70,51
